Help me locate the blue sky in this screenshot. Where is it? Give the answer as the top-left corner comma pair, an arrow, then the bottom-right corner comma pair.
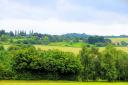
0,0 -> 128,35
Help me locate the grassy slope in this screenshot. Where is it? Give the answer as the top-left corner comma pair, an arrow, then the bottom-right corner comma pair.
48,42 -> 85,47
3,44 -> 128,55
35,45 -> 128,54
0,80 -> 127,85
48,38 -> 128,46
35,45 -> 81,55
109,38 -> 128,42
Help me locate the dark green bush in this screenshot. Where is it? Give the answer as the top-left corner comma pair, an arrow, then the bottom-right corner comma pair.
12,48 -> 82,80
0,45 -> 4,51
8,45 -> 21,51
0,50 -> 13,79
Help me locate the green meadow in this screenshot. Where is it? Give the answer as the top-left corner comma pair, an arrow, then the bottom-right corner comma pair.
0,80 -> 127,85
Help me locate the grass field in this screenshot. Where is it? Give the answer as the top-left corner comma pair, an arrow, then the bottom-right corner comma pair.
2,45 -> 128,55
35,45 -> 128,54
35,45 -> 81,54
0,80 -> 127,85
109,38 -> 128,42
48,42 -> 85,47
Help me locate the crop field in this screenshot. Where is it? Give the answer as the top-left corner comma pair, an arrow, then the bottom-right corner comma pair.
34,45 -> 81,54
2,45 -> 128,54
35,45 -> 128,54
109,38 -> 128,42
48,42 -> 85,47
0,80 -> 128,85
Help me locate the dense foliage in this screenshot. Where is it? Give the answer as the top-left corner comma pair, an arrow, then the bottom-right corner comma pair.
0,44 -> 128,81
80,45 -> 128,81
1,45 -> 82,80
87,36 -> 111,46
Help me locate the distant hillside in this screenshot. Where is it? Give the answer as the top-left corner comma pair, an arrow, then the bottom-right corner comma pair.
62,33 -> 90,38
62,33 -> 128,39
0,30 -> 128,46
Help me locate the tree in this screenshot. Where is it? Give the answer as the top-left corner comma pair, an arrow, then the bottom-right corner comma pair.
42,36 -> 49,45
19,30 -> 26,36
101,45 -> 118,81
9,31 -> 14,37
121,41 -> 128,46
0,35 -> 9,42
115,50 -> 128,81
12,46 -> 82,80
87,36 -> 111,46
0,30 -> 5,36
80,45 -> 100,81
0,45 -> 4,51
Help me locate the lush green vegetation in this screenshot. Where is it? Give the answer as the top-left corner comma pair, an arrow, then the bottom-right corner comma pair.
1,29 -> 128,47
0,44 -> 128,82
1,30 -> 128,82
0,44 -> 82,80
81,45 -> 128,81
0,30 -> 112,47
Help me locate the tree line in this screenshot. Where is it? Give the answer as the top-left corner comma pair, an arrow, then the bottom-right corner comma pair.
0,44 -> 128,81
0,30 -> 113,46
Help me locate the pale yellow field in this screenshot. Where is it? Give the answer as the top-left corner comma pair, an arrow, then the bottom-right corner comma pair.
100,47 -> 128,53
3,45 -> 128,54
34,45 -> 81,55
109,38 -> 128,42
0,80 -> 127,85
34,45 -> 128,54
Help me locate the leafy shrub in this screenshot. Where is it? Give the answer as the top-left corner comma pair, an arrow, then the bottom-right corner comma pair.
0,50 -> 13,79
0,45 -> 4,51
39,50 -> 83,80
12,47 -> 82,80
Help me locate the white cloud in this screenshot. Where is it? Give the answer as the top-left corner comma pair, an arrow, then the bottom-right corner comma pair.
0,0 -> 128,35
1,18 -> 128,35
56,0 -> 79,11
0,0 -> 55,20
0,0 -> 8,4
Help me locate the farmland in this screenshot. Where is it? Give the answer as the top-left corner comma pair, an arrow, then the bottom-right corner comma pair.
109,38 -> 128,42
34,45 -> 81,54
34,45 -> 128,54
2,44 -> 128,54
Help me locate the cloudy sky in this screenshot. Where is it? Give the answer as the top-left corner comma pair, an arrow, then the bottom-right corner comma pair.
0,0 -> 128,35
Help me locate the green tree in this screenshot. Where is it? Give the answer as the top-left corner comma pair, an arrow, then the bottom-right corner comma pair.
101,45 -> 118,81
0,35 -> 9,42
0,45 -> 4,51
42,36 -> 49,45
115,50 -> 128,81
80,45 -> 100,81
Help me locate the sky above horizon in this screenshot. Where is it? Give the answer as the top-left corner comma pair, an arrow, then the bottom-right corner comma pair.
0,0 -> 128,35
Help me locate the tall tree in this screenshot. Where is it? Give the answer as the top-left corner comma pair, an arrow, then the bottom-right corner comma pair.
80,45 -> 100,81
101,45 -> 118,81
